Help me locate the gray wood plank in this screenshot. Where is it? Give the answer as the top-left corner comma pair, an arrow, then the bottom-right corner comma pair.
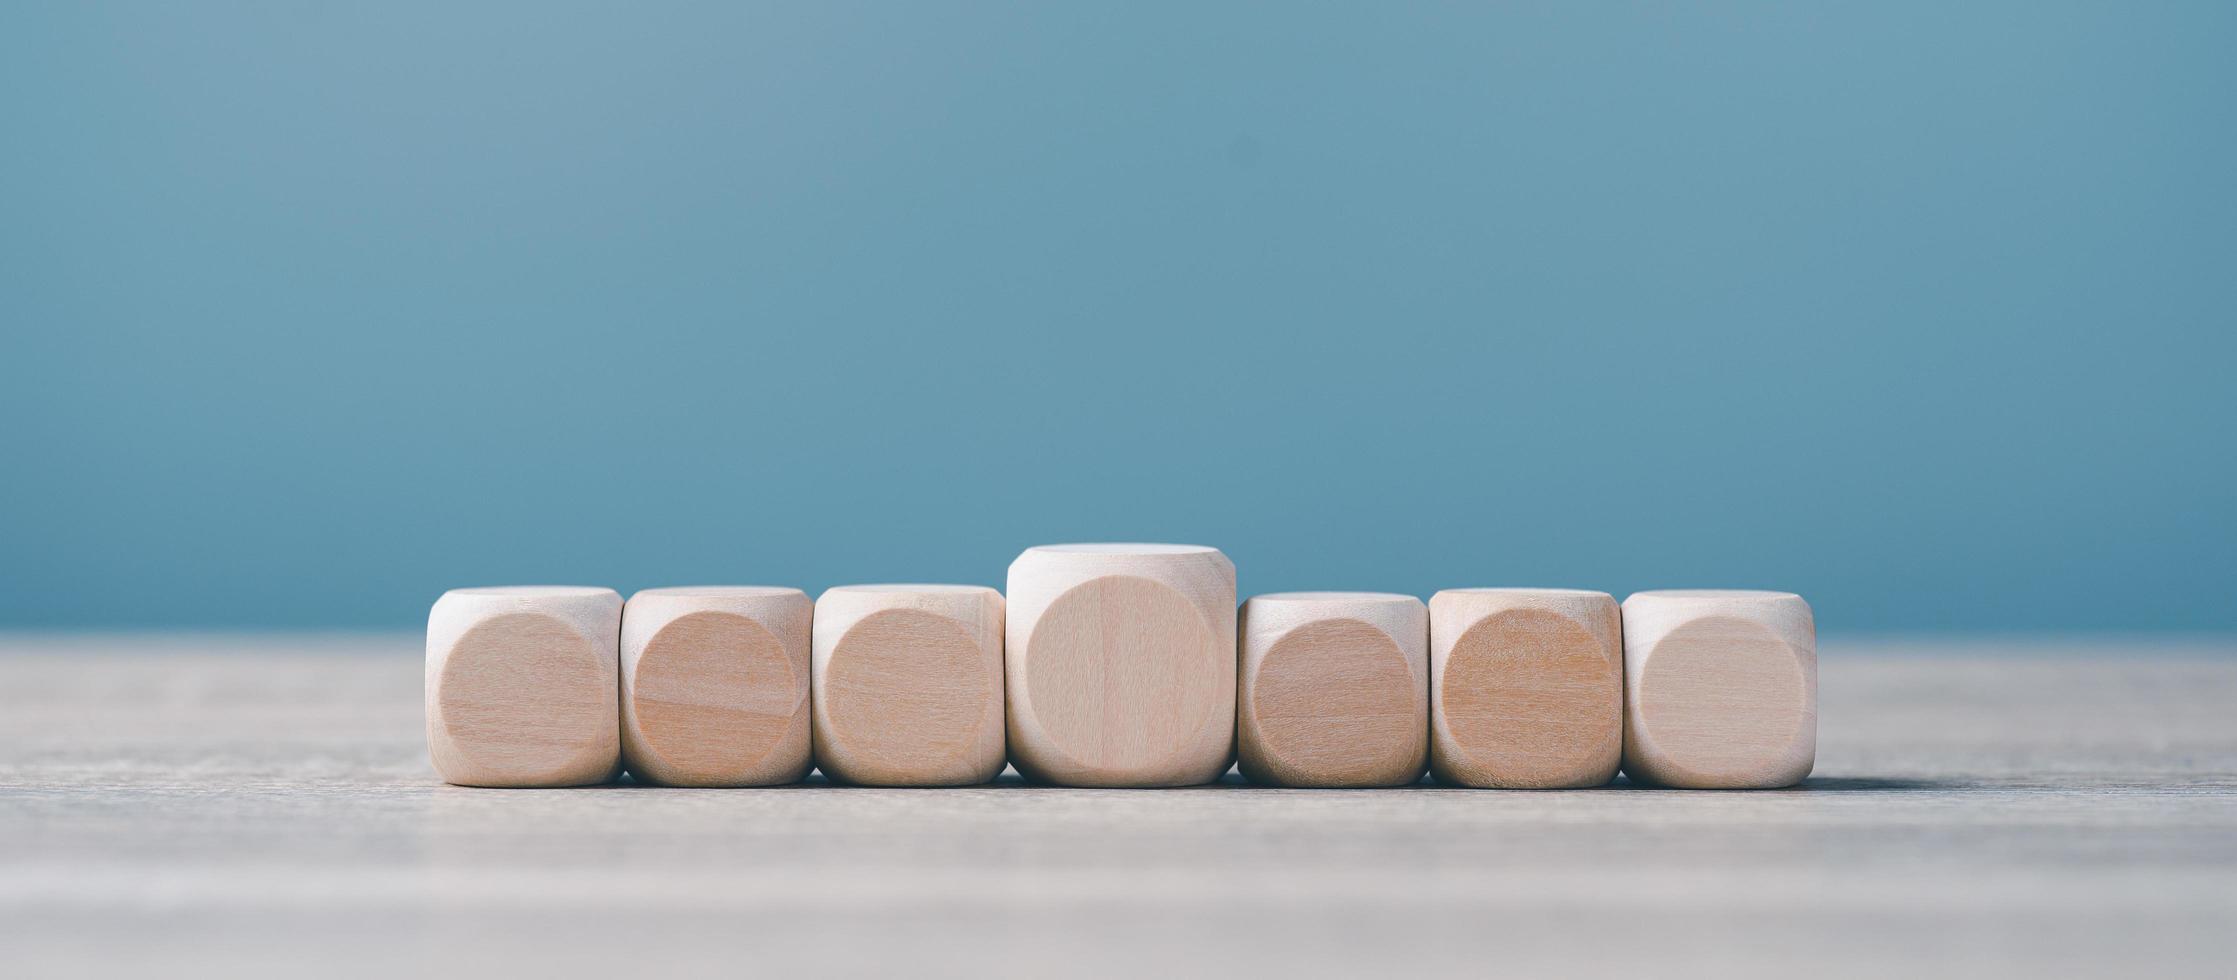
1,634 -> 2232,978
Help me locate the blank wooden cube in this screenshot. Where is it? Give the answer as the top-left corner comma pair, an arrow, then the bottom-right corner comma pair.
620,586 -> 812,787
1005,544 -> 1236,787
1238,592 -> 1427,787
1429,588 -> 1622,789
426,586 -> 622,788
811,585 -> 1006,786
1622,590 -> 1816,789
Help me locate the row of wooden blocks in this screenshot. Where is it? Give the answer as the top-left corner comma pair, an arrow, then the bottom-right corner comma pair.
427,544 -> 1817,790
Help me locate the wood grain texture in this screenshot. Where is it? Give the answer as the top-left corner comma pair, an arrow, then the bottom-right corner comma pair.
424,586 -> 622,788
1238,592 -> 1427,787
1622,590 -> 1817,789
1005,544 -> 1236,787
620,587 -> 812,788
812,585 -> 1005,786
1428,588 -> 1622,789
2,634 -> 2235,979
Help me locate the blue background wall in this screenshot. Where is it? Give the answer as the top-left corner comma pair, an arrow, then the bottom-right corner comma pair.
4,3 -> 2232,631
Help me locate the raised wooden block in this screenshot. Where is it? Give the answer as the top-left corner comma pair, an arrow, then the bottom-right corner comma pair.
1428,588 -> 1622,789
425,586 -> 622,788
812,585 -> 1006,786
1622,590 -> 1817,789
1005,544 -> 1236,787
1238,592 -> 1427,787
619,586 -> 812,787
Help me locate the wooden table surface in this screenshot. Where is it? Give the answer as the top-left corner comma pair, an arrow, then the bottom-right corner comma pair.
2,634 -> 2232,979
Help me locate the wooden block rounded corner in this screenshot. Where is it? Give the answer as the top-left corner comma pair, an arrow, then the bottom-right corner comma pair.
1004,544 -> 1237,787
425,586 -> 623,788
1620,590 -> 1816,790
1238,592 -> 1427,788
1428,588 -> 1623,789
617,586 -> 813,788
811,584 -> 1006,787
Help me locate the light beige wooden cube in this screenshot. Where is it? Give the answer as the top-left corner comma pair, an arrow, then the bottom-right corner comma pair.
1238,592 -> 1427,787
812,585 -> 1006,786
620,586 -> 812,787
1622,590 -> 1816,789
1429,588 -> 1622,789
425,586 -> 622,788
1005,544 -> 1236,787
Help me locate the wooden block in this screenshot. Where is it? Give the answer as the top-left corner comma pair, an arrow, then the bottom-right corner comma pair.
1621,590 -> 1817,789
425,586 -> 622,788
1428,588 -> 1622,789
619,586 -> 812,787
1005,544 -> 1236,787
811,585 -> 1006,786
1238,592 -> 1428,787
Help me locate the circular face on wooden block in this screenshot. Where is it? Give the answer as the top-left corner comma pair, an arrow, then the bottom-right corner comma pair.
1026,574 -> 1223,772
632,610 -> 804,776
824,584 -> 994,594
1252,617 -> 1420,782
1635,615 -> 1809,782
438,611 -> 612,779
822,608 -> 997,774
1442,607 -> 1621,786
